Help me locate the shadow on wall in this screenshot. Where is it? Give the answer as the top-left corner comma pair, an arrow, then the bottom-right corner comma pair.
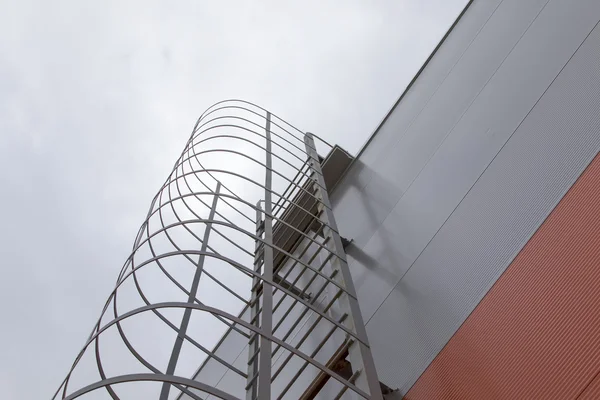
384,390 -> 403,400
337,161 -> 492,396
344,242 -> 399,287
336,160 -> 408,290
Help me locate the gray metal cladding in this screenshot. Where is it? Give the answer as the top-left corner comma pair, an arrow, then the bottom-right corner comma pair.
340,0 -> 501,192
333,0 -> 549,323
185,308 -> 250,399
331,0 -> 522,320
330,0 -> 600,395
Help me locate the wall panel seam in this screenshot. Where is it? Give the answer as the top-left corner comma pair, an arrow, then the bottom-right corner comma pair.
575,361 -> 600,397
357,0 -> 550,252
329,0 -> 477,195
396,17 -> 600,391
365,16 -> 600,336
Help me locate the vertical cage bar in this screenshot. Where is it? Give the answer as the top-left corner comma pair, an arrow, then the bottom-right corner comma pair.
246,200 -> 263,400
160,182 -> 221,400
257,112 -> 274,400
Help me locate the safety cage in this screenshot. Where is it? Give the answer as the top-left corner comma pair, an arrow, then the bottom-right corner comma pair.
53,100 -> 384,400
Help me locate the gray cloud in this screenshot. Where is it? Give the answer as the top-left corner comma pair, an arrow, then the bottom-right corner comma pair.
0,1 -> 467,398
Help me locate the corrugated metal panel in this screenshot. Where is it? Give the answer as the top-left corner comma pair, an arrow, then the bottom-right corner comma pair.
405,152 -> 600,399
329,0 -> 600,394
333,0 -> 503,194
335,0 -> 552,322
365,13 -> 600,393
578,373 -> 600,400
331,0 -> 503,244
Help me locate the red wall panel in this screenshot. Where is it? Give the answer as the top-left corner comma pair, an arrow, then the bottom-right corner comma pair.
579,372 -> 600,399
405,153 -> 600,400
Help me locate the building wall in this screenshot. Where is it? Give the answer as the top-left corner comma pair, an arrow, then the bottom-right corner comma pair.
405,152 -> 600,399
330,0 -> 600,395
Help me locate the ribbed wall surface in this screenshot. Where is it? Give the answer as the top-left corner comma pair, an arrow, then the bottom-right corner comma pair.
329,0 -> 600,393
405,152 -> 600,399
579,373 -> 600,400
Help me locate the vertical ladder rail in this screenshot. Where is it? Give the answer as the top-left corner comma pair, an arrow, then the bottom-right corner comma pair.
304,132 -> 384,400
246,200 -> 264,400
257,112 -> 274,399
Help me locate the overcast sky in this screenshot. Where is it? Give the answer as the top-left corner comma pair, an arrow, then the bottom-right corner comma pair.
0,1 -> 467,398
